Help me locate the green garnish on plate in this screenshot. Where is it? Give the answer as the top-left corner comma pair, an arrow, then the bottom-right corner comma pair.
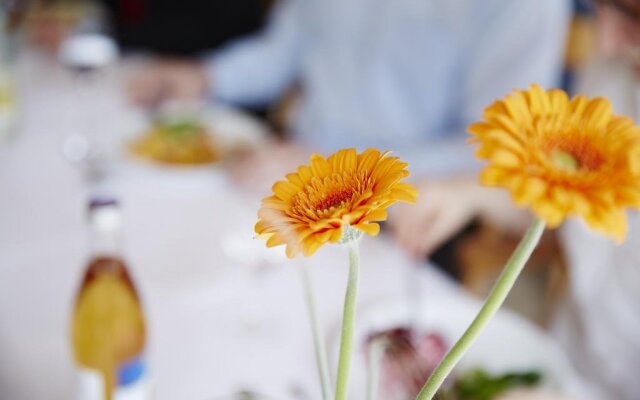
438,369 -> 542,400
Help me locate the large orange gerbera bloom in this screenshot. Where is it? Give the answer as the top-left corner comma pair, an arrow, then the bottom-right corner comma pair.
469,84 -> 640,241
255,148 -> 417,257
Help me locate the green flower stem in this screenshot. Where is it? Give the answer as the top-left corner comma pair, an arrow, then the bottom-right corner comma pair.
366,338 -> 386,400
415,218 -> 546,400
335,239 -> 361,400
300,264 -> 332,400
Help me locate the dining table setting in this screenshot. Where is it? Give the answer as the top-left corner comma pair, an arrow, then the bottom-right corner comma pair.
0,42 -> 592,400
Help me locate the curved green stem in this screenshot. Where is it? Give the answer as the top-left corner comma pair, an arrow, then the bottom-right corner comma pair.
335,240 -> 361,400
300,264 -> 332,400
415,218 -> 546,400
366,337 -> 386,400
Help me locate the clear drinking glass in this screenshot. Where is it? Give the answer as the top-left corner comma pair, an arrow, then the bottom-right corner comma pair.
58,30 -> 118,185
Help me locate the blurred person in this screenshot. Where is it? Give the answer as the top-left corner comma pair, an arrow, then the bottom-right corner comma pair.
129,0 -> 571,187
392,1 -> 640,398
7,0 -> 99,54
97,0 -> 267,56
553,1 -> 640,399
6,0 -> 267,58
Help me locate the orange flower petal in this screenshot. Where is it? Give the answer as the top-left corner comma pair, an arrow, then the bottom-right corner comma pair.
266,234 -> 285,248
357,148 -> 382,172
256,148 -> 416,257
470,85 -> 640,240
273,181 -> 299,202
353,222 -> 380,236
310,154 -> 332,177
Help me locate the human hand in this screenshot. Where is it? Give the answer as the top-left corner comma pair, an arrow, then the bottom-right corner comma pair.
390,177 -> 482,260
229,141 -> 310,195
390,177 -> 528,259
128,59 -> 209,108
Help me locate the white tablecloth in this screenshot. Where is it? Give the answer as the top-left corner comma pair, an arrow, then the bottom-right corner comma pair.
0,52 -> 578,400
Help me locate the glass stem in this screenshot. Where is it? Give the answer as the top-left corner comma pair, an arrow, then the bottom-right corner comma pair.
335,239 -> 361,400
415,218 -> 546,400
300,263 -> 332,400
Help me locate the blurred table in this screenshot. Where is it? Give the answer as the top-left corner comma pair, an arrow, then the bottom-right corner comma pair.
0,51 -> 581,400
0,50 -> 452,400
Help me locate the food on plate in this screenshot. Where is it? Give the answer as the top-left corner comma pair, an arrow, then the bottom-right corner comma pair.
128,118 -> 220,165
365,327 -> 544,400
444,369 -> 542,400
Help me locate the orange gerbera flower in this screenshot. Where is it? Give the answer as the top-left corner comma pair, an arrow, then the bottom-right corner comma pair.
469,84 -> 640,241
255,148 -> 417,258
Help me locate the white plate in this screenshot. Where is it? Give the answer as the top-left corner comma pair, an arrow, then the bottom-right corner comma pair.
116,105 -> 269,193
334,292 -> 585,398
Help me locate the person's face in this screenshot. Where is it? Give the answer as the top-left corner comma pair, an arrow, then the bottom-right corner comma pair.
596,0 -> 640,73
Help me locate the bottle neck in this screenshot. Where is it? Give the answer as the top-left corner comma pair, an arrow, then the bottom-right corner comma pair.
89,226 -> 122,258
88,202 -> 123,258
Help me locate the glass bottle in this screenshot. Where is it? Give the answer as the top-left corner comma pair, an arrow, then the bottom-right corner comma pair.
71,198 -> 150,400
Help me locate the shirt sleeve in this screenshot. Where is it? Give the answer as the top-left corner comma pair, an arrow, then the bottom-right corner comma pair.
205,0 -> 304,106
402,0 -> 572,177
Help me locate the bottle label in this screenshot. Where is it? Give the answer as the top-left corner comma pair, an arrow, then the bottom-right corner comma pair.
114,356 -> 151,400
76,356 -> 151,400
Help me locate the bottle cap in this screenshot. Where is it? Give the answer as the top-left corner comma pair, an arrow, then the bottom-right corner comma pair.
87,196 -> 121,233
88,197 -> 119,210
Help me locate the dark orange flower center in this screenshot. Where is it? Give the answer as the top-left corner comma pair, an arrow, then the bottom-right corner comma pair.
543,135 -> 605,172
314,189 -> 354,211
288,172 -> 371,221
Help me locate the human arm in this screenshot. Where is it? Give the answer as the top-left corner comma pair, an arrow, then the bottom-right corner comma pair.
128,0 -> 304,108
208,0 -> 305,106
